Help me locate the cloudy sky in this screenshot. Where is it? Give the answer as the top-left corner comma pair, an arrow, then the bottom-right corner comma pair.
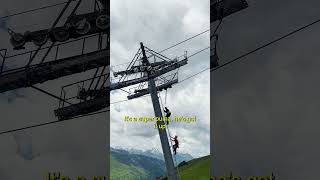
110,0 -> 210,158
211,0 -> 320,179
0,1 -> 109,179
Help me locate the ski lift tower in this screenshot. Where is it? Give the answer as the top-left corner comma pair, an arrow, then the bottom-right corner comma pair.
0,0 -> 109,94
52,0 -> 110,120
0,0 -> 110,130
111,42 -> 188,180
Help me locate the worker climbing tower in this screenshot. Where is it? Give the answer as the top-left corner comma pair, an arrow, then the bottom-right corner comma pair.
111,42 -> 187,180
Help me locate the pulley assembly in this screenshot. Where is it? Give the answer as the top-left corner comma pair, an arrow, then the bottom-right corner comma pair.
9,10 -> 109,49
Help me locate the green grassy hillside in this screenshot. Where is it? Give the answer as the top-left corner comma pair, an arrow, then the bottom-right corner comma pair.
176,155 -> 211,180
110,148 -> 210,180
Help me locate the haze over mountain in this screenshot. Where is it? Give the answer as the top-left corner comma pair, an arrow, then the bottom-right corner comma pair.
111,146 -> 193,164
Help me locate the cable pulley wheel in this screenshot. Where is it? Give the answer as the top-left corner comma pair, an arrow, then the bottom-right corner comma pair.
52,28 -> 70,42
10,33 -> 26,49
139,65 -> 146,71
96,14 -> 109,30
133,67 -> 139,73
75,19 -> 91,35
32,32 -> 49,46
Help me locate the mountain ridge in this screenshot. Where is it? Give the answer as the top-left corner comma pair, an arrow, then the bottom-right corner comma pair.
111,146 -> 193,164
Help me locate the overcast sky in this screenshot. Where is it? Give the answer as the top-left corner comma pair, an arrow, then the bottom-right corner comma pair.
3,0 -> 320,179
0,1 -> 109,179
110,0 -> 210,158
211,0 -> 320,179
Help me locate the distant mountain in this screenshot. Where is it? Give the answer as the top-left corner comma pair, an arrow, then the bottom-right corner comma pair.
111,148 -> 166,180
110,147 -> 210,180
111,147 -> 193,164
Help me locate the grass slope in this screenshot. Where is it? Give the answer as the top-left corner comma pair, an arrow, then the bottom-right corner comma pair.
176,155 -> 211,180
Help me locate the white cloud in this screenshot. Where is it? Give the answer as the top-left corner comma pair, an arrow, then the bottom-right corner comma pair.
110,0 -> 210,158
0,0 -> 109,178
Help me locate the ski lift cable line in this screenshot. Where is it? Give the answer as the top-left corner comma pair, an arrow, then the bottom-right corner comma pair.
158,29 -> 209,53
188,46 -> 210,58
109,47 -> 210,105
0,109 -> 109,135
211,16 -> 320,72
112,13 -> 320,104
110,46 -> 209,96
112,29 -> 210,67
8,10 -> 318,136
179,67 -> 209,83
0,1 -> 70,19
181,15 -> 320,82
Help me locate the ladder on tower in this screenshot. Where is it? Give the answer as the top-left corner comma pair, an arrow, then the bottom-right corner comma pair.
111,43 -> 186,180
